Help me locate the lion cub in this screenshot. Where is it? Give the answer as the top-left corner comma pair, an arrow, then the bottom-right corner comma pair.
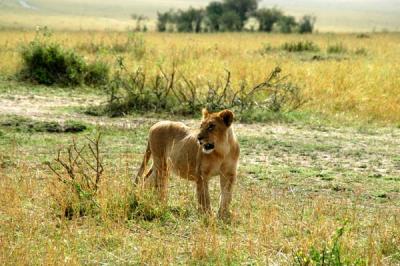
135,109 -> 239,219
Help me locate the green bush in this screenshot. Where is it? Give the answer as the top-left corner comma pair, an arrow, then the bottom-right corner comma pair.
20,39 -> 110,87
86,58 -> 305,119
293,223 -> 366,265
0,115 -> 87,133
20,40 -> 87,86
327,43 -> 347,54
84,61 -> 110,87
354,48 -> 368,56
281,41 -> 320,52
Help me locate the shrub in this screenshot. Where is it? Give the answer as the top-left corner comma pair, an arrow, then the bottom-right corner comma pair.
63,120 -> 87,133
354,48 -> 368,56
274,15 -> 298,33
293,223 -> 366,265
84,61 -> 110,87
281,41 -> 320,52
19,36 -> 110,87
259,43 -> 273,54
20,40 -> 87,86
327,43 -> 347,54
45,134 -> 104,219
86,58 -> 305,119
298,15 -> 316,34
356,33 -> 370,39
0,115 -> 87,133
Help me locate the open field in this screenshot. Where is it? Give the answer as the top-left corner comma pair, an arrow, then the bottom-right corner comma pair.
0,30 -> 400,264
0,80 -> 400,264
0,31 -> 400,123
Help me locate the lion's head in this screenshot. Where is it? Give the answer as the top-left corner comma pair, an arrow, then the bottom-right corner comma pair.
197,109 -> 234,154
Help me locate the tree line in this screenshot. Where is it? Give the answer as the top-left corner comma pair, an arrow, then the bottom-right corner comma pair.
156,0 -> 316,33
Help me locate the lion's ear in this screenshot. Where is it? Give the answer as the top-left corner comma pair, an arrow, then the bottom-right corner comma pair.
202,108 -> 209,119
219,109 -> 234,127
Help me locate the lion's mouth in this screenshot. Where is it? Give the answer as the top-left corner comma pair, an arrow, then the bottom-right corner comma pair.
202,143 -> 215,154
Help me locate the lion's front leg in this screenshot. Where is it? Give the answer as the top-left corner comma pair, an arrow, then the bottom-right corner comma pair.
218,172 -> 236,220
196,178 -> 211,214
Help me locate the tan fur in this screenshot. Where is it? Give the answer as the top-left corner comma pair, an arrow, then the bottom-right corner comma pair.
135,109 -> 240,219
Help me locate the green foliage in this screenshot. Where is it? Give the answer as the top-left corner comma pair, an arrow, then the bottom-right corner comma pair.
127,192 -> 173,222
155,0 -> 313,33
176,8 -> 204,33
356,33 -> 370,39
87,58 -> 304,118
19,34 -> 110,87
354,48 -> 368,56
219,10 -> 242,31
63,120 -> 88,133
282,41 -> 320,52
299,15 -> 316,34
85,61 -> 110,87
275,15 -> 298,33
294,223 -> 366,266
205,1 -> 225,31
0,115 -> 87,133
20,40 -> 87,86
46,134 -> 103,219
157,10 -> 174,32
255,8 -> 283,32
222,0 -> 258,28
327,43 -> 348,54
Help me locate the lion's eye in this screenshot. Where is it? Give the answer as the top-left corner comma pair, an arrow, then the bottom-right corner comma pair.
207,124 -> 215,131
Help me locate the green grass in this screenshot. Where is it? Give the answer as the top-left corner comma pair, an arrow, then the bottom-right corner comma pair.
1,30 -> 400,264
1,111 -> 399,264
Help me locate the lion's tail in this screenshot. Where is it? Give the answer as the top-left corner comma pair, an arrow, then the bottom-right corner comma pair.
133,141 -> 151,184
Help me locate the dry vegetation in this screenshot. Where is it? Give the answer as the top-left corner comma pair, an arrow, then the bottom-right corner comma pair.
0,30 -> 400,265
0,30 -> 400,123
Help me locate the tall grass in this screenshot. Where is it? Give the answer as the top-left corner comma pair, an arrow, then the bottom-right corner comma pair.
0,31 -> 399,122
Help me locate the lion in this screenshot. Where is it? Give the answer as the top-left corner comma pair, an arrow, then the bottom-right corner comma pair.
134,108 -> 240,219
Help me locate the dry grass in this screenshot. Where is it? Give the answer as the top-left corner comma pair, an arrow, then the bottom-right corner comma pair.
0,30 -> 400,264
0,116 -> 399,264
0,31 -> 400,123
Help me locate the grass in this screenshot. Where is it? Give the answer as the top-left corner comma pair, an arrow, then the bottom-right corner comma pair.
1,30 -> 400,264
0,107 -> 399,264
0,31 -> 399,123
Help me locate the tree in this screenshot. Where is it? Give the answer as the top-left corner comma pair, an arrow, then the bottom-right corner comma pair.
298,15 -> 316,33
131,14 -> 148,32
255,7 -> 283,32
206,1 -> 224,31
219,10 -> 242,31
222,0 -> 258,29
176,8 -> 205,32
157,11 -> 174,32
275,15 -> 297,33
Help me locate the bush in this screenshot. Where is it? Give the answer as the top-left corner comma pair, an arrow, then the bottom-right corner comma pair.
84,61 -> 110,87
46,134 -> 104,219
281,41 -> 320,52
20,40 -> 87,86
0,115 -> 87,133
298,15 -> 316,34
327,43 -> 347,54
293,223 -> 366,265
87,58 -> 305,119
354,48 -> 368,56
356,33 -> 370,39
20,38 -> 110,87
63,120 -> 87,133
